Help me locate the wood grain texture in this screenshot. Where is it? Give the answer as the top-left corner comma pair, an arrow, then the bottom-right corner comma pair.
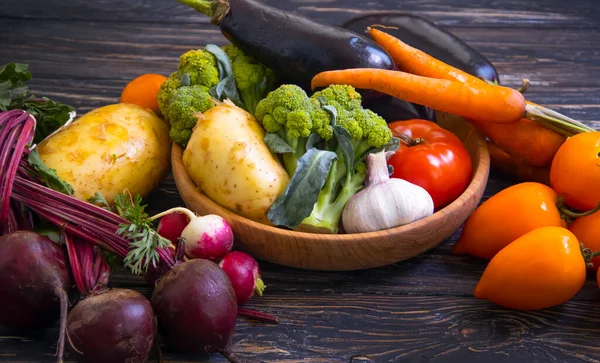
1,20 -> 599,90
1,0 -> 600,361
1,0 -> 599,28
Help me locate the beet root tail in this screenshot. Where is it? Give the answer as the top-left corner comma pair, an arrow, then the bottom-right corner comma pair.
55,287 -> 68,363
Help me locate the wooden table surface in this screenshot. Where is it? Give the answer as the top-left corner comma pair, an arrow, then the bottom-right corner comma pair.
1,0 -> 600,362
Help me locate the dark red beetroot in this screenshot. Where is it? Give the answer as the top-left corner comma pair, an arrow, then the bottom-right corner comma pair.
0,230 -> 70,362
219,251 -> 265,305
64,236 -> 156,363
67,289 -> 156,363
151,258 -> 238,355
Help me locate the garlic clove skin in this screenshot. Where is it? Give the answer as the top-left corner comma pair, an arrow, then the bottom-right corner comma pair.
342,178 -> 434,234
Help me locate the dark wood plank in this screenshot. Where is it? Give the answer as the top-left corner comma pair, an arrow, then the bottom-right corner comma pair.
1,0 -> 599,28
1,19 -> 599,90
1,0 -> 600,362
3,294 -> 600,362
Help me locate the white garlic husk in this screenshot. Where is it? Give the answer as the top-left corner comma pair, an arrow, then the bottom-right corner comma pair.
342,150 -> 434,233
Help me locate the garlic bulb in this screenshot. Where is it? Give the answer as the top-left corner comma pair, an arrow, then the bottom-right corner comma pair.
342,150 -> 434,233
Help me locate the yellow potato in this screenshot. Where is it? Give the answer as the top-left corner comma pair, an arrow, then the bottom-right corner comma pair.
183,103 -> 289,225
37,103 -> 171,204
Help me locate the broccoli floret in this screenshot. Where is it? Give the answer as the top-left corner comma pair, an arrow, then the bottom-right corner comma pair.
156,72 -> 181,118
164,85 -> 216,146
223,44 -> 277,116
264,84 -> 396,234
312,84 -> 392,159
255,84 -> 318,176
177,49 -> 220,89
156,48 -> 223,144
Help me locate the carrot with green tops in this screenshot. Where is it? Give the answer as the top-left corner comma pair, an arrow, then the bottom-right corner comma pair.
311,68 -> 526,125
366,26 -> 594,136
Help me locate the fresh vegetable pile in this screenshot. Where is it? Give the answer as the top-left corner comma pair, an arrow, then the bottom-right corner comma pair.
1,0 -> 600,361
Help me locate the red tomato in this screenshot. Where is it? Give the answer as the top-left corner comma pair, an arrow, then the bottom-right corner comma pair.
387,119 -> 472,210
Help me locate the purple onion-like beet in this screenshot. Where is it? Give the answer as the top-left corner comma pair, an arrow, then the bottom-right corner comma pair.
151,258 -> 238,356
0,231 -> 70,363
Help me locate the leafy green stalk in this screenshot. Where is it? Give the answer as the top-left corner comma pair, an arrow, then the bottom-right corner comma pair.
113,193 -> 172,275
299,164 -> 365,233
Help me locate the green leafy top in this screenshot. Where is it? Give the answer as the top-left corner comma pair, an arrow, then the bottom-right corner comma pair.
0,62 -> 75,143
113,192 -> 172,275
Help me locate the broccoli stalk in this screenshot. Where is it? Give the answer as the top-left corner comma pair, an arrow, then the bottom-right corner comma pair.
297,159 -> 366,234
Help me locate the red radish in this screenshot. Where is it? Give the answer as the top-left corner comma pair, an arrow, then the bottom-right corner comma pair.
0,231 -> 70,363
65,235 -> 156,363
157,211 -> 189,244
151,208 -> 233,261
151,258 -> 238,356
219,251 -> 266,305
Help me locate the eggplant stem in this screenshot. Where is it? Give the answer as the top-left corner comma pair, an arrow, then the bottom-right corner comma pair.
54,287 -> 68,363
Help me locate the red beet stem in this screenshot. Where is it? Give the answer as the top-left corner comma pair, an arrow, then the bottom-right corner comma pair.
238,308 -> 279,324
0,111 -> 35,233
11,178 -> 176,269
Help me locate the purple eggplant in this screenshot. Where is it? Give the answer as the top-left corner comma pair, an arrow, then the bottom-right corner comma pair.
178,0 -> 395,103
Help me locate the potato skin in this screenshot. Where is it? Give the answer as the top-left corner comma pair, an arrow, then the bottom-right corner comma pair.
183,103 -> 289,225
37,103 -> 171,204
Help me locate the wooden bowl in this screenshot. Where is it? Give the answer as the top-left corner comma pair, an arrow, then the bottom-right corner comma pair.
172,112 -> 490,271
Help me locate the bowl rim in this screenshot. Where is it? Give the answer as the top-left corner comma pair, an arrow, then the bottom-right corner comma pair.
171,115 -> 490,243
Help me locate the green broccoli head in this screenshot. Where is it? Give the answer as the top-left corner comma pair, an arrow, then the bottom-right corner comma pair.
164,85 -> 216,146
356,109 -> 393,148
311,85 -> 363,112
308,98 -> 334,141
255,84 -> 314,139
310,85 -> 392,151
156,72 -> 181,118
222,44 -> 277,115
178,49 -> 220,89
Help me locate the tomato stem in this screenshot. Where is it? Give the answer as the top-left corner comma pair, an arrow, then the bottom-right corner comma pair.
391,131 -> 428,147
557,198 -> 600,221
580,244 -> 600,264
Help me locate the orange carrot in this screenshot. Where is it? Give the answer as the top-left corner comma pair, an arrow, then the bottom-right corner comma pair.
487,141 -> 550,185
472,118 -> 566,167
367,26 -> 484,85
367,26 -> 593,136
311,68 -> 525,124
